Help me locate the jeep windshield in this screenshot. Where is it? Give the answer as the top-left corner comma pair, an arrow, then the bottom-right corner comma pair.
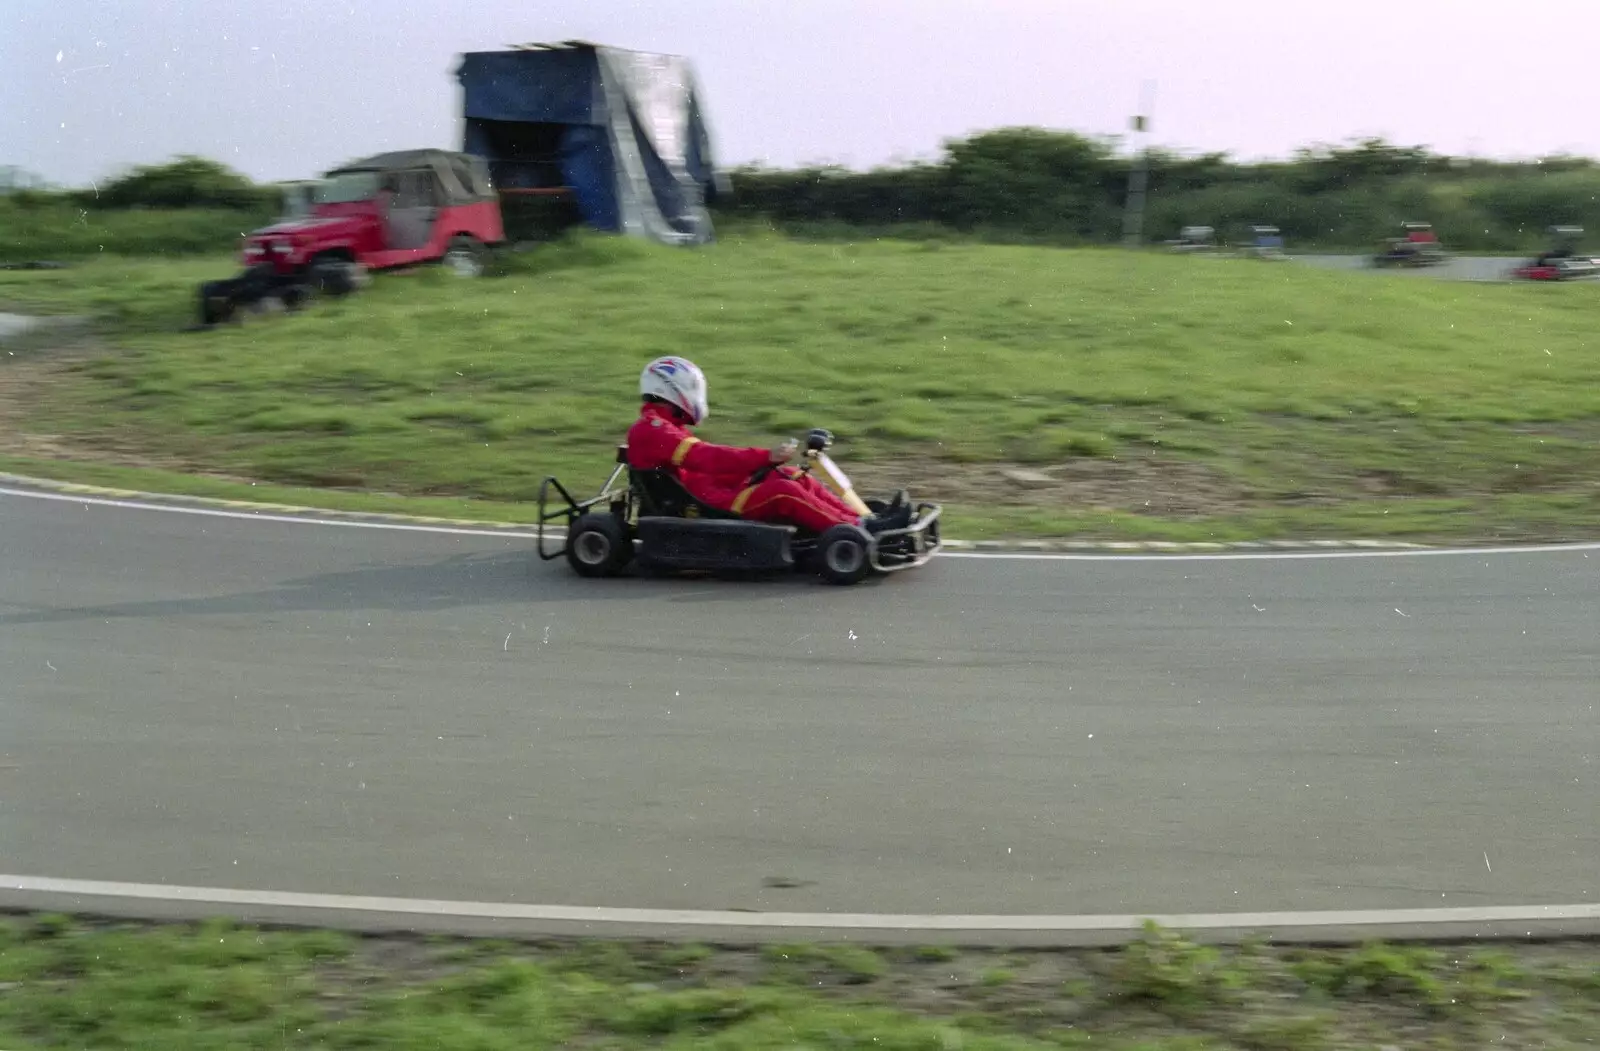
313,171 -> 383,204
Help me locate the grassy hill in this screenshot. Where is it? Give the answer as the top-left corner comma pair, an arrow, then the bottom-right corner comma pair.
2,230 -> 1597,541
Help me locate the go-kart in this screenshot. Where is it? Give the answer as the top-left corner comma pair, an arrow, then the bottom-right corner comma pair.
1238,225 -> 1287,261
536,428 -> 942,586
1511,256 -> 1600,281
1372,239 -> 1448,268
1166,225 -> 1217,253
1511,227 -> 1599,281
1372,222 -> 1448,268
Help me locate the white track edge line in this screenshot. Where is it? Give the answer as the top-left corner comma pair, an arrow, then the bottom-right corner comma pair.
0,484 -> 531,539
939,544 -> 1600,561
4,875 -> 1597,931
5,484 -> 1600,561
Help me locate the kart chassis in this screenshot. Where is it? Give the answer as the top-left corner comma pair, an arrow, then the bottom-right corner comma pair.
536,434 -> 941,582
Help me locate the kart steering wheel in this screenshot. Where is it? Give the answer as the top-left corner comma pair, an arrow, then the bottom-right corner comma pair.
749,428 -> 834,484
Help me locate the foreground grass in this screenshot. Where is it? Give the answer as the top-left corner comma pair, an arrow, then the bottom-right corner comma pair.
4,915 -> 1599,1050
3,232 -> 1599,541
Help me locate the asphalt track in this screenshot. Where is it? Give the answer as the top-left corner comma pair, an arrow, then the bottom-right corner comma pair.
1295,254 -> 1529,281
2,487 -> 1597,942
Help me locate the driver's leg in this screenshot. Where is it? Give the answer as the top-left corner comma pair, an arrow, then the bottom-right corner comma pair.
786,469 -> 911,526
784,468 -> 868,520
733,475 -> 858,532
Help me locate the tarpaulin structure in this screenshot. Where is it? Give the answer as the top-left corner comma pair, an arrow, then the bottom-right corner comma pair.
455,41 -> 725,245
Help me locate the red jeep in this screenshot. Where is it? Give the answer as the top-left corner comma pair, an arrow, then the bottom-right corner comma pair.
199,149 -> 505,324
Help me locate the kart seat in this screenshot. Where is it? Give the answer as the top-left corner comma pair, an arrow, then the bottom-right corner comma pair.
631,469 -> 744,520
613,445 -> 742,520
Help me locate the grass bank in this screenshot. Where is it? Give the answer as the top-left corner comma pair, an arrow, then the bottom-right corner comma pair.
0,200 -> 271,263
2,232 -> 1598,542
3,914 -> 1598,1049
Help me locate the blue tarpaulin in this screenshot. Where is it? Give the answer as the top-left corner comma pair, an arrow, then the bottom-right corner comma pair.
456,42 -> 724,245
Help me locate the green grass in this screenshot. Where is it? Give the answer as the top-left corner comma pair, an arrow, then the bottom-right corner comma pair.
3,915 -> 1598,1050
0,200 -> 270,262
3,229 -> 1599,541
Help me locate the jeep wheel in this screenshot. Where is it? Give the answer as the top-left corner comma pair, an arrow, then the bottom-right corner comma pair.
310,259 -> 364,297
443,236 -> 486,278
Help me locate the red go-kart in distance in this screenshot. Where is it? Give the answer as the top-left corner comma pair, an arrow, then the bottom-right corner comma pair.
1510,226 -> 1599,281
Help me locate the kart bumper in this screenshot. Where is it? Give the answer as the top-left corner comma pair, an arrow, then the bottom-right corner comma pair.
535,467 -> 626,561
869,502 -> 942,572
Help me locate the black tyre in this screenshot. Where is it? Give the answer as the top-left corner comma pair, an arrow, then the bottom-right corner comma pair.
442,235 -> 486,278
565,513 -> 630,578
310,258 -> 362,296
197,281 -> 234,326
815,524 -> 873,586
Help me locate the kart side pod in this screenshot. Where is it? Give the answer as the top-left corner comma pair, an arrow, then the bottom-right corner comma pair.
634,517 -> 798,574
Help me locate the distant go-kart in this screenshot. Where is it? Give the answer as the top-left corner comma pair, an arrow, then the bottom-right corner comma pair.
1166,225 -> 1217,252
1372,221 -> 1448,268
1239,224 -> 1288,260
1510,226 -> 1600,281
1511,256 -> 1600,281
537,428 -> 942,586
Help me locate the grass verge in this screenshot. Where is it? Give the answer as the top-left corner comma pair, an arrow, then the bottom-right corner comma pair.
3,232 -> 1598,542
3,914 -> 1598,1049
0,202 -> 271,262
4,453 -> 1598,545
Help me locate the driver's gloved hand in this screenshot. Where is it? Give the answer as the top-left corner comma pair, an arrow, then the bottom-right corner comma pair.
769,440 -> 798,464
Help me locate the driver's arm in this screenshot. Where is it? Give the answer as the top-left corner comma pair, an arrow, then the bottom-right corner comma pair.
629,416 -> 771,477
672,435 -> 773,477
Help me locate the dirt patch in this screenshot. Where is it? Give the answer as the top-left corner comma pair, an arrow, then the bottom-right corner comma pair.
850,452 -> 1255,518
0,343 -> 93,459
0,344 -> 256,485
0,350 -> 124,465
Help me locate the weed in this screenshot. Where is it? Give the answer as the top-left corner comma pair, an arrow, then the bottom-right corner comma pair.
1288,942 -> 1528,1015
659,942 -> 715,969
913,945 -> 961,963
0,919 -> 1595,1048
602,986 -> 786,1036
1107,921 -> 1254,1016
1546,962 -> 1600,996
1230,1013 -> 1335,1050
762,942 -> 889,985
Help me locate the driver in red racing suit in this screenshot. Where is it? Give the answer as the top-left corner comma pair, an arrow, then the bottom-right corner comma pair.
626,357 -> 910,534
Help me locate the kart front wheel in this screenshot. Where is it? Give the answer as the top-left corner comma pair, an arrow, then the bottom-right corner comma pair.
566,513 -> 630,578
816,524 -> 873,586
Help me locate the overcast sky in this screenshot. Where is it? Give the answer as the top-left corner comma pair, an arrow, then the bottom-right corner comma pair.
5,0 -> 1596,187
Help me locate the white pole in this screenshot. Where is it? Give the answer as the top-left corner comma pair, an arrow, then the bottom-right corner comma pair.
1121,80 -> 1157,248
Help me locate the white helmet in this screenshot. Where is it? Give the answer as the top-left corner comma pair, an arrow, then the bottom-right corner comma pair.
640,356 -> 709,424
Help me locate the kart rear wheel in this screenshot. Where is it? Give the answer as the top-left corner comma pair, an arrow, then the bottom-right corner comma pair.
815,524 -> 872,586
566,513 -> 629,578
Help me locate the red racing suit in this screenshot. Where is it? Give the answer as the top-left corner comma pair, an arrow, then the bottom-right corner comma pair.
625,403 -> 862,532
